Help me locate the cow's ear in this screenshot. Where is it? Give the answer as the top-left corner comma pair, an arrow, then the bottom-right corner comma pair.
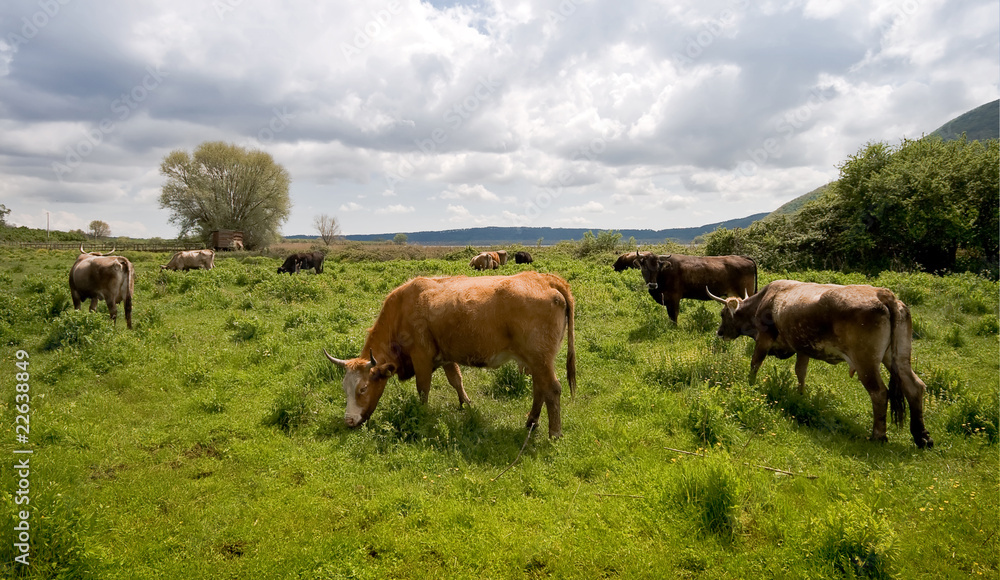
725,297 -> 740,313
376,363 -> 397,379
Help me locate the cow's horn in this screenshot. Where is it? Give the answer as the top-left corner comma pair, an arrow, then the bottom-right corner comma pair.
80,243 -> 86,254
706,286 -> 727,304
323,348 -> 349,368
369,350 -> 378,367
744,289 -> 749,300
106,245 -> 116,255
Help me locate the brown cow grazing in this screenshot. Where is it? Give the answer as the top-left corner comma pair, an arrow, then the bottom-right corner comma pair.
495,250 -> 508,265
469,252 -> 498,271
612,251 -> 653,272
277,251 -> 325,274
710,280 -> 933,448
636,253 -> 757,323
514,251 -> 533,264
161,249 -> 215,271
69,245 -> 135,329
324,271 -> 577,437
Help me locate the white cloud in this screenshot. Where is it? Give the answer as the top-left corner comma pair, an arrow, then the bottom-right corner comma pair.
375,204 -> 415,214
339,202 -> 364,211
439,183 -> 500,201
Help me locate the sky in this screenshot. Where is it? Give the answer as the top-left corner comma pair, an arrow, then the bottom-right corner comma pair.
0,0 -> 997,238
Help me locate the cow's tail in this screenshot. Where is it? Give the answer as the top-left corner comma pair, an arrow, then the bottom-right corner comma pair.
881,290 -> 910,427
557,280 -> 577,399
121,257 -> 134,323
745,255 -> 759,294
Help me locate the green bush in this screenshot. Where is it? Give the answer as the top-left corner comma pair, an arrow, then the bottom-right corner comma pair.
43,310 -> 112,350
673,457 -> 740,540
487,362 -> 530,399
225,313 -> 265,342
576,230 -> 623,258
263,385 -> 320,433
811,500 -> 897,580
974,314 -> 999,336
945,393 -> 999,444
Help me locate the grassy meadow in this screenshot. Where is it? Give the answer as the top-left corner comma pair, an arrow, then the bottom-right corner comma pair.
0,244 -> 997,579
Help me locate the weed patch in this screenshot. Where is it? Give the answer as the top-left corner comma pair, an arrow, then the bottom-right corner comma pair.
811,500 -> 897,580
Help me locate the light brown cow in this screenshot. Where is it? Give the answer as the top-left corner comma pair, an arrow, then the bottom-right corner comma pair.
711,280 -> 932,448
324,271 -> 577,437
69,245 -> 135,329
469,252 -> 498,271
495,250 -> 508,265
161,249 -> 215,271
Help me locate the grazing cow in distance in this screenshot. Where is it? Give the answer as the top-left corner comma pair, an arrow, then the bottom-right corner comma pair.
636,253 -> 757,323
469,252 -> 498,271
710,280 -> 933,448
277,251 -> 325,274
324,271 -> 577,437
69,245 -> 134,329
495,250 -> 508,265
612,251 -> 653,272
514,251 -> 533,264
161,249 -> 215,271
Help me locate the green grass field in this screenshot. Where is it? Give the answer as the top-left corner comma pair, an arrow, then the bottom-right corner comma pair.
1,246 -> 997,579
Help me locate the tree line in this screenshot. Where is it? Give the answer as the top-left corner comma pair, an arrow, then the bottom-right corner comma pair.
704,136 -> 999,278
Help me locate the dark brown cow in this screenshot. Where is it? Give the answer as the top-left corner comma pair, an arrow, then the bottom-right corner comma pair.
469,252 -> 498,270
69,245 -> 134,329
710,280 -> 932,448
636,253 -> 757,323
324,271 -> 577,437
612,251 -> 653,272
277,251 -> 325,274
161,249 -> 215,271
514,251 -> 533,264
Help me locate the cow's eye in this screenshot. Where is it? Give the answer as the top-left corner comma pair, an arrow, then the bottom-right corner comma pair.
358,386 -> 368,396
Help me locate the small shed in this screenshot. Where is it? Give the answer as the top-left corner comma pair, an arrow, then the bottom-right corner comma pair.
210,230 -> 244,251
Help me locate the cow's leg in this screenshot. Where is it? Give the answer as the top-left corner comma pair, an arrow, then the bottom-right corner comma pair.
528,364 -> 563,438
856,367 -> 889,442
412,358 -> 434,404
71,290 -> 82,310
443,363 -> 471,408
891,361 -> 933,448
88,297 -> 99,312
794,354 -> 809,394
106,298 -> 118,326
748,339 -> 771,385
124,295 -> 133,330
666,297 -> 680,324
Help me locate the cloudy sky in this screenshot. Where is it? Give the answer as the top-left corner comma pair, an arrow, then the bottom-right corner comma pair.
1,0 -> 996,238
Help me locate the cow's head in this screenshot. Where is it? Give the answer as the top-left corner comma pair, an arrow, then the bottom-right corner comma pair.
324,349 -> 396,427
707,287 -> 755,339
637,254 -> 670,290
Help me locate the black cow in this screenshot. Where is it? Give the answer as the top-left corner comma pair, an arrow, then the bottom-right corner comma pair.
635,253 -> 757,323
278,251 -> 325,274
514,251 -> 534,264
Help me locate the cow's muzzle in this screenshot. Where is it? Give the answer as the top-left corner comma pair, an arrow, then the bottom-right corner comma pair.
646,282 -> 658,289
344,413 -> 364,428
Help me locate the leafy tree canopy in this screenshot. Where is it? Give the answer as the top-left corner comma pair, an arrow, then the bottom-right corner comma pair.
159,141 -> 291,250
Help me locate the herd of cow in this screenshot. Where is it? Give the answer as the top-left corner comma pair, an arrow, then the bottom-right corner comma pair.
65,244 -> 933,448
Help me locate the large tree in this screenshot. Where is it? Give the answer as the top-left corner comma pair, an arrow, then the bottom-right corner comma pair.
159,142 -> 291,249
88,220 -> 111,239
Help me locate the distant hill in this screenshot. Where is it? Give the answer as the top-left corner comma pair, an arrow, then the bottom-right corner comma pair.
930,99 -> 999,142
287,213 -> 770,246
768,101 -> 999,220
768,183 -> 831,218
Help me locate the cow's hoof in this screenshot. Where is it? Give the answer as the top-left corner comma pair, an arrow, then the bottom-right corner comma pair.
868,434 -> 888,444
915,435 -> 934,449
525,417 -> 539,431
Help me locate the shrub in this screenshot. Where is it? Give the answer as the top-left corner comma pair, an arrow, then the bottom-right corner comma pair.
263,385 -> 320,433
673,457 -> 740,540
811,501 -> 897,580
945,394 -> 999,444
682,304 -> 718,334
922,366 -> 968,402
685,387 -> 733,446
944,325 -> 964,348
43,310 -> 112,350
575,230 -> 623,258
974,314 -> 998,336
225,313 -> 265,342
486,362 -> 530,399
